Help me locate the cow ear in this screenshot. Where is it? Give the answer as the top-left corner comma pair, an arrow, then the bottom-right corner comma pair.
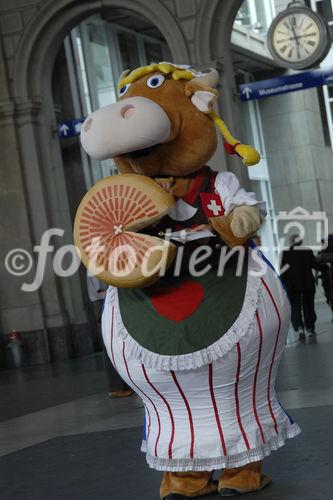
191,90 -> 217,114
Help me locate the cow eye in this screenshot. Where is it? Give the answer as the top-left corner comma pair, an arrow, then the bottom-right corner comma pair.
147,75 -> 165,88
119,83 -> 131,96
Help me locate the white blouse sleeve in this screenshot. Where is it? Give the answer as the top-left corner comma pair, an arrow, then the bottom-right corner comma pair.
214,171 -> 267,218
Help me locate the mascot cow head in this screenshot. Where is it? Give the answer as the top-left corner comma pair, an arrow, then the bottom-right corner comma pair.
81,62 -> 260,178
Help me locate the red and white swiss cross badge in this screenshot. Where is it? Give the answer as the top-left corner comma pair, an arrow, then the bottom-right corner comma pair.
200,192 -> 225,218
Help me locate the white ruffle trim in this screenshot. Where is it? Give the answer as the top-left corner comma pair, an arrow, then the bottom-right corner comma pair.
141,440 -> 147,453
144,423 -> 301,472
108,262 -> 262,372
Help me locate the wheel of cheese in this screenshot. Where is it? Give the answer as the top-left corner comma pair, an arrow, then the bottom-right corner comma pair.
74,174 -> 176,288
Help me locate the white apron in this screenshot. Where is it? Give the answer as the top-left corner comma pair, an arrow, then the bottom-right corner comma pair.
102,248 -> 301,471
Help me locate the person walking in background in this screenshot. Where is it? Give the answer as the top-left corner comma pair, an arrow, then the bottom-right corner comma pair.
281,234 -> 318,342
86,272 -> 133,398
316,234 -> 333,322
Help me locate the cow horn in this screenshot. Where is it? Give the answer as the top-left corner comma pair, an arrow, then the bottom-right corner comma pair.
118,69 -> 131,86
192,68 -> 219,89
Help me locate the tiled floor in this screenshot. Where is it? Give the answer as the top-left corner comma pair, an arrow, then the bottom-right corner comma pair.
0,301 -> 332,499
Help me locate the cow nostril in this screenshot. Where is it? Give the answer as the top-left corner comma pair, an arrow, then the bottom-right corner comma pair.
84,118 -> 93,132
121,104 -> 135,119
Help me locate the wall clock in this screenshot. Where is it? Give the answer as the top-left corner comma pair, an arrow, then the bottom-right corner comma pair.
267,3 -> 331,70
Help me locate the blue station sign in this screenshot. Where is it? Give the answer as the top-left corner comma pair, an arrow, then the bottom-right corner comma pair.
57,118 -> 86,138
239,68 -> 333,102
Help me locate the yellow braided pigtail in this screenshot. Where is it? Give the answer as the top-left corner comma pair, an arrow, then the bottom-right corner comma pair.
209,110 -> 260,166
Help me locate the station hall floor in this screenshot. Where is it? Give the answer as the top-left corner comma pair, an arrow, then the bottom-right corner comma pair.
0,301 -> 333,500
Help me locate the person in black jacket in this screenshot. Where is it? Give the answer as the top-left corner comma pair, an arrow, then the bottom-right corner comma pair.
281,234 -> 318,341
316,234 -> 333,321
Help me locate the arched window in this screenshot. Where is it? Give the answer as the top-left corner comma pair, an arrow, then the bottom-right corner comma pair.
64,13 -> 169,188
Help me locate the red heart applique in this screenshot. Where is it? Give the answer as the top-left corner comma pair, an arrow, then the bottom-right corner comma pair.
151,280 -> 205,322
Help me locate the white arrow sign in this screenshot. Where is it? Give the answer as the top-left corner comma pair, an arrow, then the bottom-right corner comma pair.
60,124 -> 70,136
242,86 -> 253,99
324,74 -> 333,83
242,87 -> 252,99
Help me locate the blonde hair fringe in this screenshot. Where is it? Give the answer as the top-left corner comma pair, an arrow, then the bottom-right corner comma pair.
118,63 -> 193,89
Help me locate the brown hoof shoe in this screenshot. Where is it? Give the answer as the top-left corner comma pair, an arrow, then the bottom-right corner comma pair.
219,489 -> 239,497
162,495 -> 186,499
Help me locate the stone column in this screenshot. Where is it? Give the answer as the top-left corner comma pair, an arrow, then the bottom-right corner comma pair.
0,39 -> 50,364
0,31 -> 92,364
192,0 -> 251,186
260,87 -> 333,239
215,58 -> 251,189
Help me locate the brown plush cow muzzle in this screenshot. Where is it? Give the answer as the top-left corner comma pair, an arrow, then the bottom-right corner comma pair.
80,96 -> 171,160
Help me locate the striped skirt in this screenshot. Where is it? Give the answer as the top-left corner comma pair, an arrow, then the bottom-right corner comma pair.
102,249 -> 300,471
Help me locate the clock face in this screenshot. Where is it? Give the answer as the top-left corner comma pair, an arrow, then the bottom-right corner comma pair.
268,7 -> 330,70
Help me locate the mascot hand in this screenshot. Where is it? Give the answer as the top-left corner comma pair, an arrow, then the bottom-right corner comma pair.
208,214 -> 248,248
230,205 -> 261,238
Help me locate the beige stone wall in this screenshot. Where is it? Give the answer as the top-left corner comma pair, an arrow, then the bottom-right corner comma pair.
260,87 -> 333,239
0,33 -> 45,333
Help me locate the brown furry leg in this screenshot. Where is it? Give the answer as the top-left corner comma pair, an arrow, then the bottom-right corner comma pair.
218,461 -> 272,496
160,471 -> 218,499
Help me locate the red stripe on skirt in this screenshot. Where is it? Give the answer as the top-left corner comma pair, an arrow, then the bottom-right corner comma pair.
261,278 -> 280,434
121,342 -> 156,453
208,363 -> 227,455
142,364 -> 175,460
254,311 -> 266,444
146,408 -> 151,441
171,371 -> 195,459
235,343 -> 251,450
110,306 -> 117,371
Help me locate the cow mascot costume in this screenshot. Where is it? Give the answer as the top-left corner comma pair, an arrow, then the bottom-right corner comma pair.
74,63 -> 300,498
